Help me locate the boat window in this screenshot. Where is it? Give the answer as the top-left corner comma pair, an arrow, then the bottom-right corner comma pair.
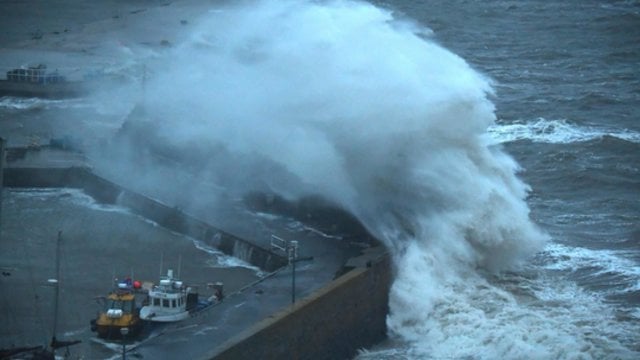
163,299 -> 170,308
153,298 -> 160,306
123,300 -> 133,313
171,299 -> 176,308
106,300 -> 123,311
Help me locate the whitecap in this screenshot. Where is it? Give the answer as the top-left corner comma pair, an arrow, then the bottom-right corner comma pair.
488,118 -> 640,144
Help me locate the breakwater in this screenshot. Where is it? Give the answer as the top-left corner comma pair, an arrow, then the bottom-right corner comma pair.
208,247 -> 391,360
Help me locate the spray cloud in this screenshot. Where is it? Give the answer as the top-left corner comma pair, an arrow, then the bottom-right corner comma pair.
127,0 -> 549,356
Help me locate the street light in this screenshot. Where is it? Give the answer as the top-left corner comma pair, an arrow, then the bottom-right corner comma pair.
120,327 -> 129,360
271,235 -> 309,305
289,241 -> 298,304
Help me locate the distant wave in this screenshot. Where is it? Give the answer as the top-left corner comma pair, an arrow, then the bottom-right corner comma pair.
488,118 -> 640,144
0,96 -> 88,110
0,96 -> 64,110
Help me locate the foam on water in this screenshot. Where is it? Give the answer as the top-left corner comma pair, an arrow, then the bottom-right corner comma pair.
193,240 -> 263,274
360,242 -> 639,358
488,118 -> 640,144
541,243 -> 640,294
0,96 -> 62,110
0,95 -> 92,110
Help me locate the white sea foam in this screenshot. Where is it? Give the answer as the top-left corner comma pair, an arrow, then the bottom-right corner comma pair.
193,240 -> 262,274
543,243 -> 639,275
488,118 -> 640,144
286,220 -> 343,240
0,95 -> 91,110
542,242 -> 640,294
370,245 -> 639,358
0,96 -> 61,110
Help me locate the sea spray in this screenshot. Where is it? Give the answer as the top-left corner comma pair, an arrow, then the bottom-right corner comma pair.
119,0 -> 565,357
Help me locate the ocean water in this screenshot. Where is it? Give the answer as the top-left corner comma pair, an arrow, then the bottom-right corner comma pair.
1,0 -> 638,359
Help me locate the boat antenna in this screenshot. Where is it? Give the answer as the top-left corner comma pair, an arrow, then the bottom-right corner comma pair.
159,252 -> 164,278
177,255 -> 182,279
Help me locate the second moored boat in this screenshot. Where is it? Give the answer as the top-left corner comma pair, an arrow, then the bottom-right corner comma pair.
139,269 -> 222,322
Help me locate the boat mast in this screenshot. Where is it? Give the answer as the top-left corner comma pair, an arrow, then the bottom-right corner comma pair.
50,230 -> 62,351
48,231 -> 81,352
0,138 -> 5,244
177,255 -> 182,279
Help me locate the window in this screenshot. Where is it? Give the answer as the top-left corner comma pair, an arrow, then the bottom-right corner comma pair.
123,300 -> 133,313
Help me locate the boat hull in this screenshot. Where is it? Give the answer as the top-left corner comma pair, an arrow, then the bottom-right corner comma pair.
139,307 -> 190,322
94,322 -> 142,339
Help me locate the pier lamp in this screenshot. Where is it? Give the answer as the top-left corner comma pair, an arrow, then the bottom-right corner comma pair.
271,235 -> 311,304
289,241 -> 299,304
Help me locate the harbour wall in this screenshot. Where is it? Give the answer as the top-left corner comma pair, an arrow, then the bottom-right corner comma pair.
207,249 -> 391,360
3,166 -> 288,272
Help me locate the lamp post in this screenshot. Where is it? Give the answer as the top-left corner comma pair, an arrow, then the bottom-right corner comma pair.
271,235 -> 311,305
120,327 -> 129,360
289,241 -> 298,304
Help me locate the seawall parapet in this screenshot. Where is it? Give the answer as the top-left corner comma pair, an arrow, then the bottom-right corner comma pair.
207,246 -> 390,360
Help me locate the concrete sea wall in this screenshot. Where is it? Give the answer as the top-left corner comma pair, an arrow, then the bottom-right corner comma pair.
208,249 -> 391,360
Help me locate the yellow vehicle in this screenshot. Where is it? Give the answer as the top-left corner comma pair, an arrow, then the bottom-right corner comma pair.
91,280 -> 143,339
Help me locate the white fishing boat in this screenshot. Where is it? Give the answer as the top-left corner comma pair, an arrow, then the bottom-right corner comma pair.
139,269 -> 205,322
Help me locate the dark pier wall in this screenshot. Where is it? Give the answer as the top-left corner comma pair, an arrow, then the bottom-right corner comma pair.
208,251 -> 391,360
3,166 -> 287,271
